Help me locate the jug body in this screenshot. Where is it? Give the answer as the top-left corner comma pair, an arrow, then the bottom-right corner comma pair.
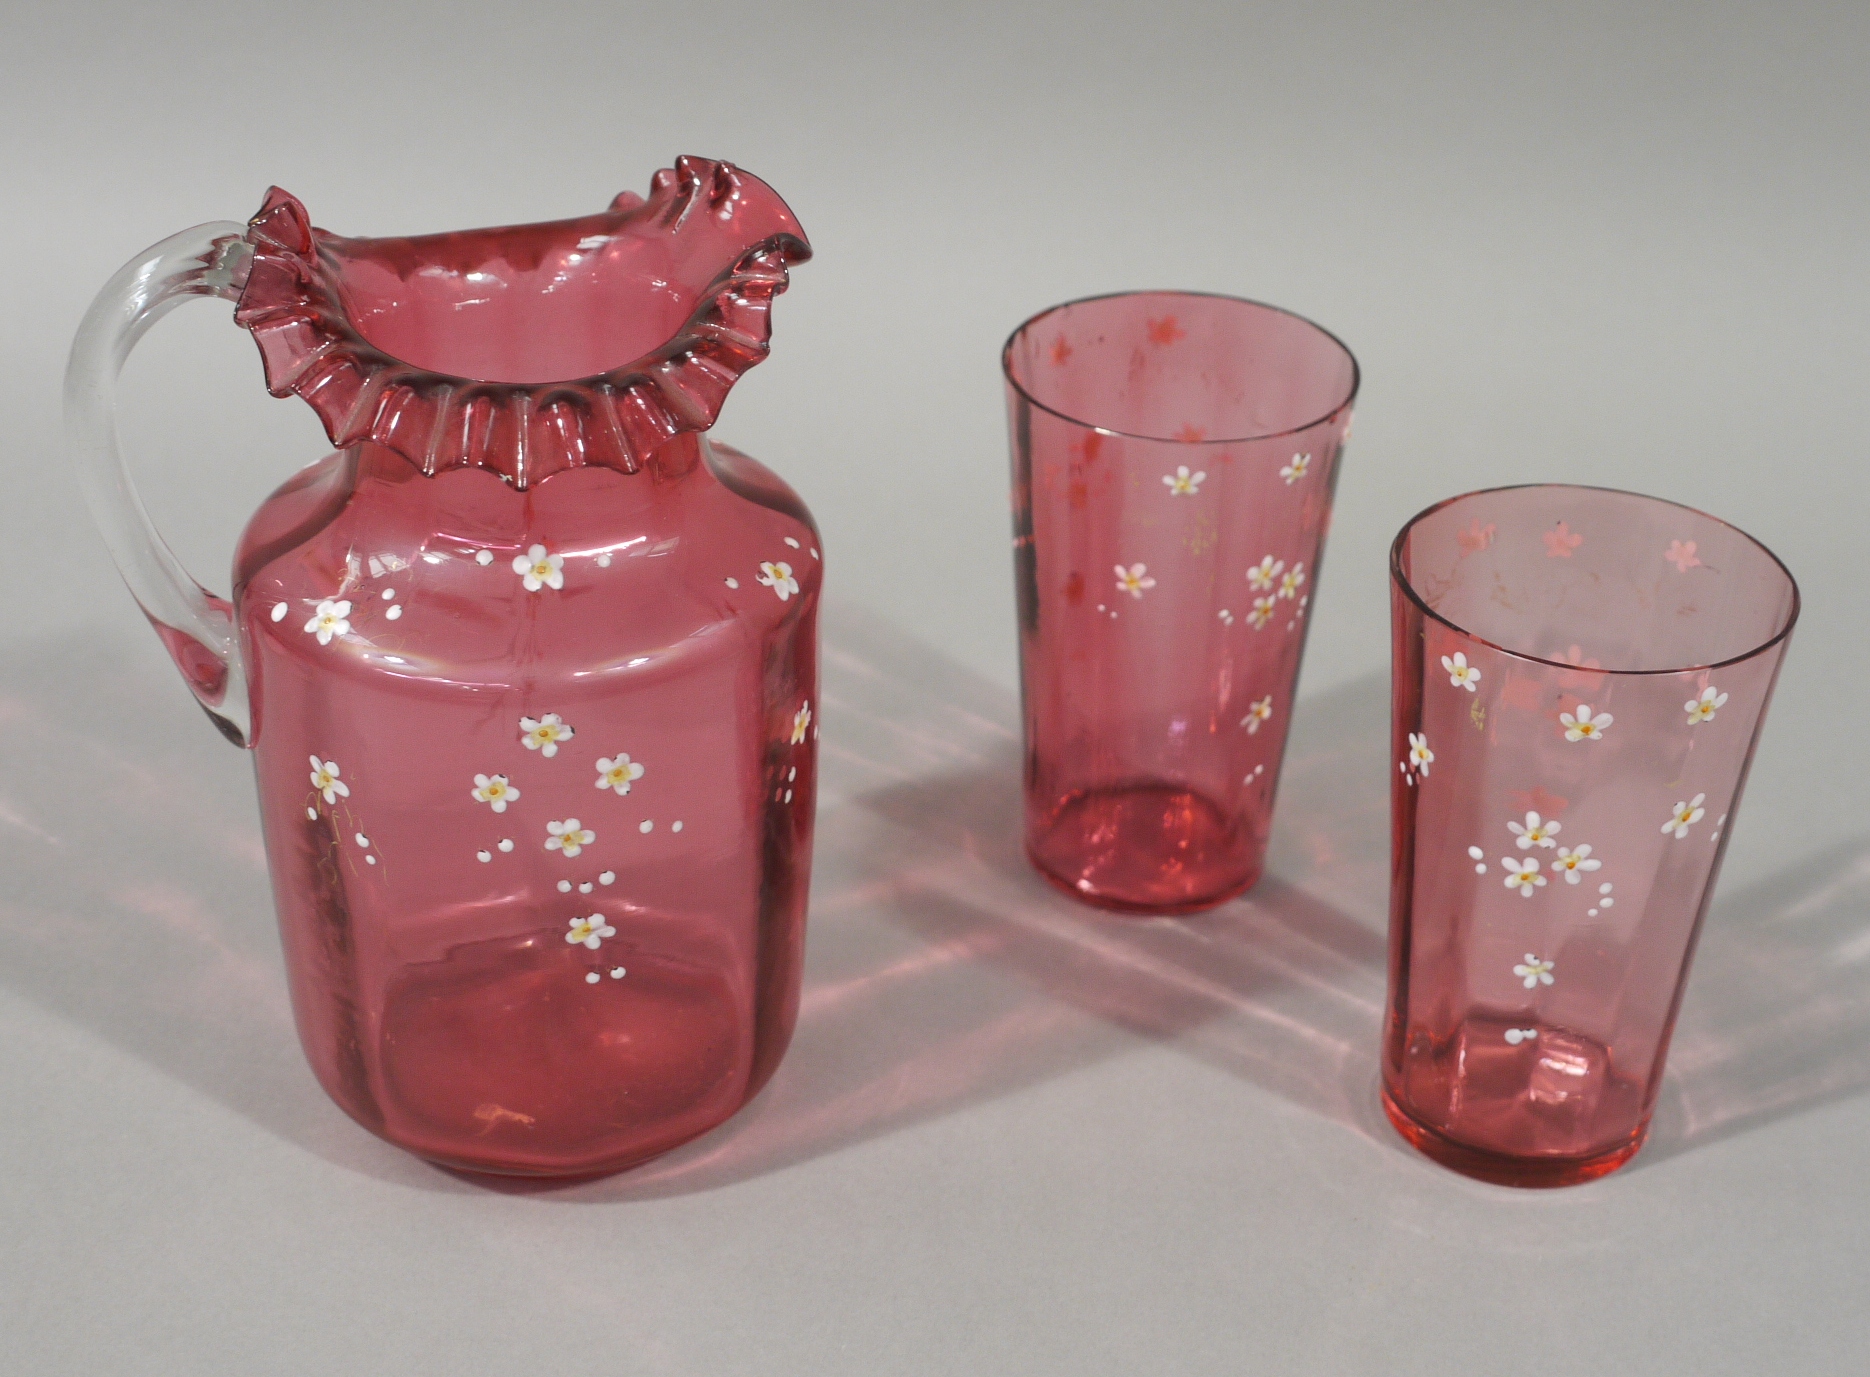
65,159 -> 819,1176
234,437 -> 818,1174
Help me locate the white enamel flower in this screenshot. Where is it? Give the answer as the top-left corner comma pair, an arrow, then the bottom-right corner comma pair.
1685,686 -> 1729,725
1514,954 -> 1556,988
1407,731 -> 1434,776
471,773 -> 519,812
1247,555 -> 1286,592
304,600 -> 352,645
308,756 -> 349,804
1277,564 -> 1306,600
594,754 -> 645,795
1442,652 -> 1481,692
757,561 -> 801,600
566,914 -> 616,950
1662,793 -> 1707,839
791,703 -> 812,744
1114,563 -> 1156,599
1553,844 -> 1601,882
545,819 -> 596,857
1280,453 -> 1311,484
1243,696 -> 1273,734
512,544 -> 565,592
1508,811 -> 1560,850
1247,596 -> 1278,629
1502,857 -> 1545,896
1560,705 -> 1613,742
1162,465 -> 1205,495
519,713 -> 574,757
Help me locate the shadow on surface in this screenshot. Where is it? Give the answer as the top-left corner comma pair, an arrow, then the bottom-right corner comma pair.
5,609 -> 1861,1200
1643,835 -> 1870,1164
0,629 -> 434,1188
590,602 -> 1394,1199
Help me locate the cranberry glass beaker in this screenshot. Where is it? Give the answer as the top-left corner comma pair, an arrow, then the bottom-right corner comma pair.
1004,292 -> 1358,913
67,158 -> 821,1177
1385,485 -> 1798,1185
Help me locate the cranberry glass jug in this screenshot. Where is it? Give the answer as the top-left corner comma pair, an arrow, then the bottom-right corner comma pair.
67,158 -> 820,1176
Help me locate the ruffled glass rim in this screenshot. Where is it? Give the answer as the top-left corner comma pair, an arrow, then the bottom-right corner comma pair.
232,156 -> 811,488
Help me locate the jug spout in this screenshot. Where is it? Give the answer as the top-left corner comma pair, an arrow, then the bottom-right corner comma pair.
234,156 -> 812,487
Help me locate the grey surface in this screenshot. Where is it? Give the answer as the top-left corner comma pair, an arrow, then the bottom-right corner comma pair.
4,2 -> 1869,1372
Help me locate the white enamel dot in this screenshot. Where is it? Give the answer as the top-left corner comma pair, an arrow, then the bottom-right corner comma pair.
725,577 -> 739,589
271,602 -> 289,623
474,549 -> 494,566
355,833 -> 370,847
784,536 -> 800,548
810,548 -> 819,560
671,821 -> 683,833
597,553 -> 612,567
1467,846 -> 1484,860
610,967 -> 626,979
599,870 -> 616,885
639,820 -> 654,834
386,605 -> 402,620
585,972 -> 600,984
557,880 -> 572,892
784,789 -> 793,803
497,838 -> 514,852
381,588 -> 395,600
365,854 -> 377,865
306,807 -> 318,820
579,882 -> 593,894
788,767 -> 796,782
477,849 -> 492,862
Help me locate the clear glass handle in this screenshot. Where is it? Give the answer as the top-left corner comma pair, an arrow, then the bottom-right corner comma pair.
65,221 -> 257,746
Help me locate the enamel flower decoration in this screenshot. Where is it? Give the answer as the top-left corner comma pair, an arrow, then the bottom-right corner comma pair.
1514,954 -> 1556,988
1685,686 -> 1728,725
1502,857 -> 1545,896
1664,539 -> 1701,572
304,600 -> 351,645
1441,652 -> 1481,692
1280,453 -> 1310,484
520,713 -> 574,757
1114,563 -> 1156,599
1277,564 -> 1306,600
1560,705 -> 1612,742
566,914 -> 616,950
308,756 -> 349,804
545,819 -> 596,858
791,703 -> 813,744
1408,731 -> 1434,776
1243,696 -> 1273,734
1247,596 -> 1278,629
1553,844 -> 1601,882
471,773 -> 519,812
512,544 -> 565,592
757,561 -> 800,601
1162,465 -> 1205,495
594,754 -> 645,796
1662,793 -> 1707,840
1508,811 -> 1560,850
1247,555 -> 1285,592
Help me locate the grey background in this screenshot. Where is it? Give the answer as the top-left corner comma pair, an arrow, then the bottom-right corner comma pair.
4,1 -> 1868,1371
